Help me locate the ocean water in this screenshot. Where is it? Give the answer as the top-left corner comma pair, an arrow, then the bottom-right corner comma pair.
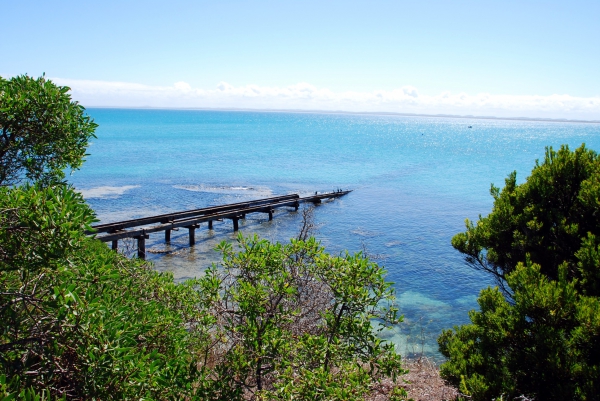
70,108 -> 600,359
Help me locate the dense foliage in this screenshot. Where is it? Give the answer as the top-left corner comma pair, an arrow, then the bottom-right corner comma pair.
451,144 -> 600,294
1,184 -> 213,399
0,75 -> 97,186
440,145 -> 600,400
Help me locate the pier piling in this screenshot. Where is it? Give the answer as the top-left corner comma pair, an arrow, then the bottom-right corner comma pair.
188,224 -> 199,245
135,234 -> 149,260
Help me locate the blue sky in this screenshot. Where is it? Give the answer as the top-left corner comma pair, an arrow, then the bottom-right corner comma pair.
3,0 -> 599,119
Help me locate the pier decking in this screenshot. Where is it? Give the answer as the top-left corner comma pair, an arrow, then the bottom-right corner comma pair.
88,190 -> 351,259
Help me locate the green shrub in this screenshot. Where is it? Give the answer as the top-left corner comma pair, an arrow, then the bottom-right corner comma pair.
1,184 -> 212,399
0,75 -> 97,186
439,261 -> 600,400
451,144 -> 600,294
442,145 -> 600,400
195,234 -> 406,400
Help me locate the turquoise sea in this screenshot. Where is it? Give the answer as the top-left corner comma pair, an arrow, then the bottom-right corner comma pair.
71,108 -> 600,359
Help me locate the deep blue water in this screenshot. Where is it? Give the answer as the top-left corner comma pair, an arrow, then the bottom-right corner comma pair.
70,108 -> 600,358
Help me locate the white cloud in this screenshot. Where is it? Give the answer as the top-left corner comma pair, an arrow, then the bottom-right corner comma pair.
53,78 -> 600,120
173,81 -> 192,92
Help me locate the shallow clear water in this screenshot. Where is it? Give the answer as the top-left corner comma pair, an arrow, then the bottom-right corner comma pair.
71,108 -> 600,359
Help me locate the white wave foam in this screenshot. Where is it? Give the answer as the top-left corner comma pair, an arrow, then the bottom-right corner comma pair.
173,184 -> 272,195
78,185 -> 140,199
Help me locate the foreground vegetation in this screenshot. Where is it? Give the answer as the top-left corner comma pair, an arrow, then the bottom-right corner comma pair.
1,183 -> 408,399
442,144 -> 600,400
3,74 -> 600,400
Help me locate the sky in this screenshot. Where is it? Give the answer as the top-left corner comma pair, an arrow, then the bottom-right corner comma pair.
2,0 -> 600,120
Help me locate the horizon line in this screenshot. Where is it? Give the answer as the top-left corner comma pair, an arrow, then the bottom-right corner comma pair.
84,105 -> 600,124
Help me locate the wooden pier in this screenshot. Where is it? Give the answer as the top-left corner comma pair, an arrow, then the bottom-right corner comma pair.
88,190 -> 351,259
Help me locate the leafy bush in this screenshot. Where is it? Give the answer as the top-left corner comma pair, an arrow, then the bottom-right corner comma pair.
0,183 -> 95,272
451,144 -> 600,294
0,75 -> 97,186
1,184 -> 212,399
439,260 -> 600,400
441,145 -> 600,400
196,234 -> 407,400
